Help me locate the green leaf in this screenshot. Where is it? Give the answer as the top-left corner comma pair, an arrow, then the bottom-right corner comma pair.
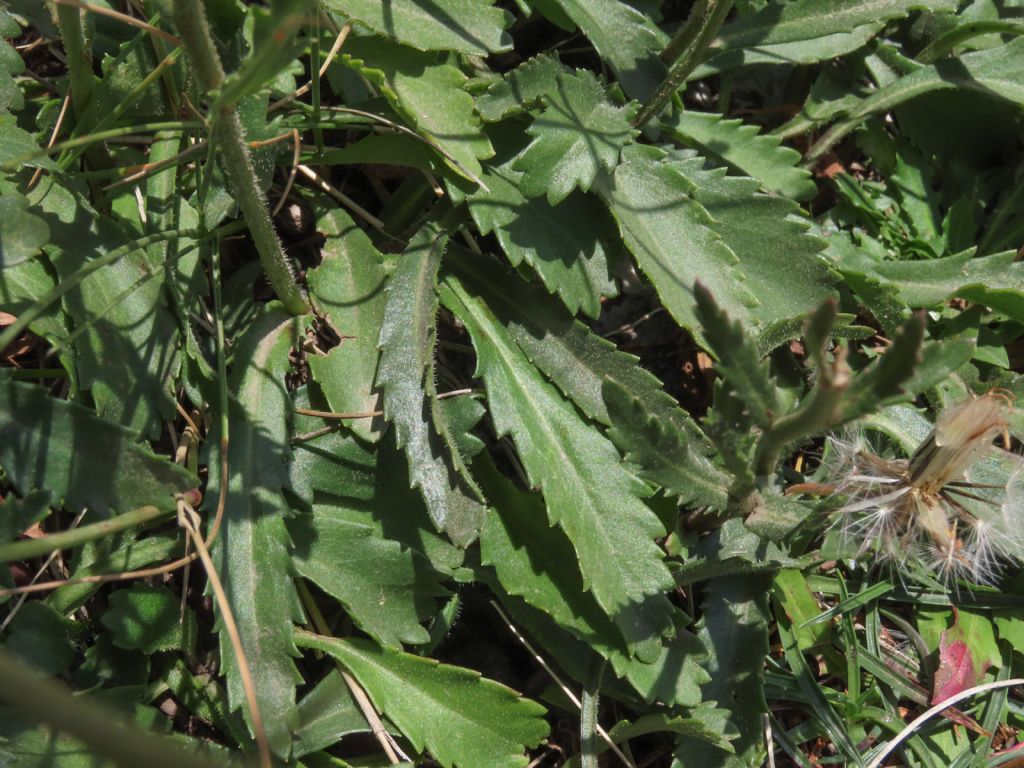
809,38 -> 1024,159
714,0 -> 958,50
477,457 -> 708,706
207,307 -> 304,759
668,155 -> 835,327
694,283 -> 780,430
677,573 -> 771,768
101,584 -> 198,655
829,247 -> 1024,324
662,111 -> 816,201
0,490 -> 52,544
466,157 -> 616,318
289,504 -> 448,647
28,177 -> 180,438
2,602 -> 74,676
0,190 -> 49,269
597,144 -> 832,337
294,671 -> 373,758
340,36 -> 493,182
544,0 -> 666,101
445,245 -> 702,441
608,710 -> 735,757
603,379 -> 729,510
512,69 -> 636,205
324,0 -> 511,54
289,395 -> 378,503
441,273 -> 675,661
476,55 -> 565,121
0,375 -> 196,515
294,630 -> 549,768
307,209 -> 388,442
695,23 -> 884,77
376,219 -> 485,546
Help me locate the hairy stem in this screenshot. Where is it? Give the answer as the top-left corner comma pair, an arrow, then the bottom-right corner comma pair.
171,0 -> 309,315
54,3 -> 111,169
633,0 -> 734,128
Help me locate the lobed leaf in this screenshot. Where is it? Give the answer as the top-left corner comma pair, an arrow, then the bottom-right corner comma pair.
376,219 -> 485,546
694,283 -> 780,430
512,69 -> 636,205
603,379 -> 729,510
476,55 -> 566,122
466,159 -> 617,318
441,273 -> 675,661
294,630 -> 549,768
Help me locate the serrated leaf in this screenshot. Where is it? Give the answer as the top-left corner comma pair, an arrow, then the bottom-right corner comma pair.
597,145 -> 834,337
446,246 -> 699,438
466,126 -> 616,317
294,630 -> 549,768
289,504 -> 448,647
609,710 -> 735,758
603,380 -> 729,510
289,394 -> 378,503
340,36 -> 493,181
307,209 -> 388,442
478,457 -> 708,706
662,111 -> 816,201
544,0 -> 666,101
441,273 -> 675,660
512,69 -> 636,205
476,55 -> 565,121
207,308 -> 304,758
694,283 -> 780,429
324,0 -> 511,54
28,177 -> 179,438
101,584 -> 197,655
0,375 -> 196,515
376,219 -> 485,547
668,155 -> 835,325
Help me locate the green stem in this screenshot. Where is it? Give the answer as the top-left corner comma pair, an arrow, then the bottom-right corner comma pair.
0,506 -> 169,563
751,383 -> 844,483
171,0 -> 308,315
55,4 -> 93,118
0,648 -> 224,768
660,0 -> 708,65
580,659 -> 606,768
633,0 -> 733,128
54,3 -> 112,170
